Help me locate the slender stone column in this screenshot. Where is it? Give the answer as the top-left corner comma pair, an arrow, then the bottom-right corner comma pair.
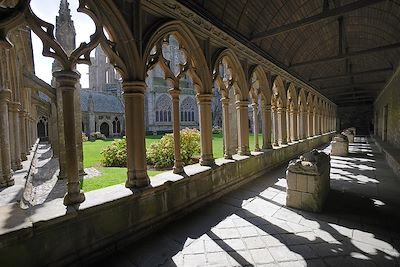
251,103 -> 260,151
277,107 -> 288,145
19,110 -> 27,160
53,70 -> 85,206
312,111 -> 318,136
262,104 -> 273,149
51,103 -> 59,157
56,88 -> 66,179
221,97 -> 232,159
290,109 -> 298,142
9,101 -> 22,170
0,89 -> 13,187
169,88 -> 184,173
236,100 -> 250,155
272,105 -> 279,146
122,81 -> 150,187
197,93 -> 215,166
308,110 -> 313,137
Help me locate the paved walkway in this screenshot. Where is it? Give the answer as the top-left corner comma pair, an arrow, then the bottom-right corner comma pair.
0,142 -> 65,209
90,137 -> 400,267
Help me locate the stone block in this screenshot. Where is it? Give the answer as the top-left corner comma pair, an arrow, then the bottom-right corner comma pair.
286,170 -> 297,189
331,134 -> 349,156
297,174 -> 308,192
286,149 -> 330,212
308,176 -> 315,193
342,129 -> 355,143
286,189 -> 301,208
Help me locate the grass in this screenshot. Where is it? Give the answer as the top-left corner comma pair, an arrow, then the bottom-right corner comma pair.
81,133 -> 261,192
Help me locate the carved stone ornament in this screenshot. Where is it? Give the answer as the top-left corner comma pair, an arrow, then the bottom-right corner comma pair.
0,0 -> 109,71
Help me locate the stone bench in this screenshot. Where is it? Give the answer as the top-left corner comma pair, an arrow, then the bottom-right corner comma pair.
286,149 -> 330,212
331,134 -> 349,156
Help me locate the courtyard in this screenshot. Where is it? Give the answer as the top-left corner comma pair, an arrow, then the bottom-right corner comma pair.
81,133 -> 260,191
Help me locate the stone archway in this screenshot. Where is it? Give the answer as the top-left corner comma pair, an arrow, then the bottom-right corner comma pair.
100,122 -> 110,137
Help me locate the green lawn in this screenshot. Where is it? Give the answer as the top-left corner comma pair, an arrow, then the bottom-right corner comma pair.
81,133 -> 261,191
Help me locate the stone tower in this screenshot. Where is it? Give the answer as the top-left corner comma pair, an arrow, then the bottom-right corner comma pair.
51,0 -> 76,77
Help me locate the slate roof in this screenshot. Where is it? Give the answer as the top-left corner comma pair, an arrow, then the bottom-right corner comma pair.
80,89 -> 124,113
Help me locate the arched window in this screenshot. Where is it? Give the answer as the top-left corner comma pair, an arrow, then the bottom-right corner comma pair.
112,117 -> 120,134
180,97 -> 196,122
155,94 -> 172,123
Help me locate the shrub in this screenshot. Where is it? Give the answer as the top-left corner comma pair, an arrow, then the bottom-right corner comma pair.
100,138 -> 127,167
212,127 -> 222,135
100,128 -> 201,169
90,132 -> 106,140
147,128 -> 201,169
82,132 -> 88,142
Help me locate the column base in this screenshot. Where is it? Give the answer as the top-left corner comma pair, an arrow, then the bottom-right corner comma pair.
238,148 -> 251,156
58,170 -> 66,180
21,153 -> 27,161
224,154 -> 233,160
0,178 -> 15,188
254,146 -> 261,152
262,143 -> 273,149
200,155 -> 215,167
125,170 -> 150,188
11,163 -> 23,171
173,160 -> 184,174
63,190 -> 85,206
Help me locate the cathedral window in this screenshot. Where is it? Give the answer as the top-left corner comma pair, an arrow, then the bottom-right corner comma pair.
155,94 -> 172,123
180,97 -> 196,122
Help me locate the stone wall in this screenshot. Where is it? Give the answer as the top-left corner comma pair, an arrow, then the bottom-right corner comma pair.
0,133 -> 334,267
337,105 -> 373,135
374,66 -> 400,149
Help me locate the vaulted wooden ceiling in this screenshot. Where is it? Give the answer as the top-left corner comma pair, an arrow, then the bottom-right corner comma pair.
178,0 -> 400,107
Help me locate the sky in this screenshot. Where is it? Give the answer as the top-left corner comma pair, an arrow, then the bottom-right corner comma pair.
30,0 -> 95,87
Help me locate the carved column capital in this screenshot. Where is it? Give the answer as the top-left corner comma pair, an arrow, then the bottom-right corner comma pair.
0,89 -> 11,102
8,101 -> 21,112
53,70 -> 80,91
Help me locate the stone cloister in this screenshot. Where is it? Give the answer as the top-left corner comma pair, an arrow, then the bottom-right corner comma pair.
0,0 -> 400,266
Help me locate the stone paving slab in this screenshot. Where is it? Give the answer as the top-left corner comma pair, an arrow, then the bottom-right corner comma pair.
89,137 -> 400,266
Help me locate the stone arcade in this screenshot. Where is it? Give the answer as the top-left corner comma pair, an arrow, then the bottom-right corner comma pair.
1,0 -> 400,266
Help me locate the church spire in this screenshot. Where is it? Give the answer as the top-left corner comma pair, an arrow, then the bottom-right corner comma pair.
55,0 -> 76,54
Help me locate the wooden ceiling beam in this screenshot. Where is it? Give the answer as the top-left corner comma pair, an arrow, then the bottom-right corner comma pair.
319,80 -> 386,90
335,97 -> 374,105
291,42 -> 400,68
325,90 -> 375,97
310,67 -> 393,82
251,0 -> 385,41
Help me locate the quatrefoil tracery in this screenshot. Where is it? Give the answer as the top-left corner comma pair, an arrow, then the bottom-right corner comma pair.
0,0 -> 124,74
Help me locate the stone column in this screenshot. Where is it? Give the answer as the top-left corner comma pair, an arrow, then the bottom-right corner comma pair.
277,106 -> 288,145
290,109 -> 298,142
251,103 -> 260,151
197,93 -> 215,166
74,88 -> 84,176
262,104 -> 272,149
122,81 -> 150,187
236,100 -> 250,155
169,88 -> 184,173
19,110 -> 27,160
221,97 -> 232,159
56,87 -> 67,179
0,89 -> 13,187
8,101 -> 22,170
272,105 -> 279,146
53,70 -> 85,206
308,110 -> 313,137
51,103 -> 59,157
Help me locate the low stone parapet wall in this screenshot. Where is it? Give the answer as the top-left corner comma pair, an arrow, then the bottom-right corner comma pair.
0,133 -> 334,267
